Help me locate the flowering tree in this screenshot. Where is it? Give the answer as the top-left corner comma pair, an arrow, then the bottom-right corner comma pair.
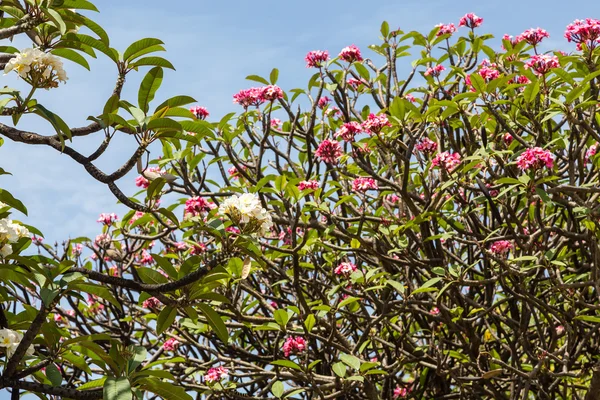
2,2 -> 600,399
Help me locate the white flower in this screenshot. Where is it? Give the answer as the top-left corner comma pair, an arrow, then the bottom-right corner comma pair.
0,244 -> 12,258
219,193 -> 272,235
0,219 -> 28,243
4,48 -> 67,88
0,328 -> 34,358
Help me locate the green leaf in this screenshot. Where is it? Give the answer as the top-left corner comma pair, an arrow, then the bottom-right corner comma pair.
270,68 -> 279,84
80,15 -> 109,44
129,56 -> 175,70
304,314 -> 316,332
55,0 -> 99,11
65,33 -> 116,62
154,96 -> 196,112
45,363 -> 62,386
124,38 -> 164,62
412,277 -> 443,295
338,296 -> 360,309
332,362 -> 347,378
103,94 -> 120,115
138,67 -> 163,113
340,354 -> 361,371
272,381 -> 284,398
271,360 -> 303,371
274,309 -> 290,328
32,104 -> 72,142
574,315 -> 600,323
103,377 -> 132,400
0,190 -> 27,215
45,9 -> 67,35
523,80 -> 540,104
156,306 -> 177,335
137,378 -> 192,400
197,303 -> 229,344
246,74 -> 269,85
469,73 -> 486,94
71,283 -> 122,310
136,267 -> 169,285
147,118 -> 182,132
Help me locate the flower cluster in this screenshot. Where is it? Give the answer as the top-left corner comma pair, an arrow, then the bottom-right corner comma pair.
459,13 -> 483,29
586,144 -> 598,163
393,387 -> 409,398
305,50 -> 330,68
416,138 -> 438,155
362,113 -> 391,134
518,27 -> 550,46
298,180 -> 319,191
135,167 -> 166,189
525,54 -> 559,75
352,177 -> 378,192
315,139 -> 343,164
516,147 -> 555,171
0,219 -> 30,258
317,96 -> 330,109
282,336 -> 306,357
338,45 -> 363,63
261,85 -> 284,101
334,261 -> 357,276
565,18 -> 600,50
219,193 -> 273,236
190,106 -> 209,120
163,337 -> 180,351
335,121 -> 362,141
424,64 -> 445,77
490,240 -> 513,255
97,213 -> 118,226
184,196 -> 214,217
4,48 -> 67,89
432,152 -> 461,172
233,85 -> 284,108
204,366 -> 228,383
436,23 -> 457,36
0,328 -> 34,358
142,297 -> 161,308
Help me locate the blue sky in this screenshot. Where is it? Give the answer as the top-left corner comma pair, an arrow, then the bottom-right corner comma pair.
0,0 -> 599,396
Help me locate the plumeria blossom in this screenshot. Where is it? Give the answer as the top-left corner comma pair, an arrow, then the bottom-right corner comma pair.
424,64 -> 445,77
219,193 -> 273,236
565,18 -> 600,50
270,118 -> 281,128
184,196 -> 212,217
525,55 -> 560,75
352,177 -> 378,192
347,78 -> 366,89
298,180 -> 319,191
97,213 -> 118,226
0,219 -> 30,258
142,297 -> 161,308
490,240 -> 513,255
501,34 -> 522,50
334,261 -> 357,276
459,13 -> 483,29
305,50 -> 329,68
436,23 -> 457,36
0,328 -> 34,358
317,96 -> 331,109
518,28 -> 550,46
233,87 -> 265,108
315,139 -> 343,164
335,121 -> 362,141
338,45 -> 363,63
432,152 -> 462,172
416,138 -> 438,155
190,106 -> 209,119
503,133 -> 514,146
72,243 -> 83,256
4,48 -> 67,89
586,144 -> 598,163
282,336 -> 306,357
261,85 -> 284,101
393,387 -> 409,398
362,113 -> 391,134
204,366 -> 228,383
163,338 -> 180,351
516,147 -> 555,171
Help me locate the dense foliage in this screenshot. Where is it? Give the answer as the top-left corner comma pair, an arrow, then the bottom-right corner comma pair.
2,1 -> 600,399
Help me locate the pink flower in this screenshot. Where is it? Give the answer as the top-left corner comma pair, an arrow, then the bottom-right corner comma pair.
163,337 -> 180,352
516,147 -> 555,171
94,234 -> 111,249
362,113 -> 391,134
129,211 -> 145,225
393,387 -> 409,398
586,144 -> 598,162
282,336 -> 306,357
416,138 -> 438,155
226,226 -> 241,235
424,64 -> 445,77
142,297 -> 161,308
430,307 -> 440,315
565,19 -> 600,51
173,242 -> 188,252
335,121 -> 362,141
404,93 -> 416,102
185,196 -> 211,217
490,240 -> 513,255
352,177 -> 378,192
315,139 -> 343,164
31,236 -> 43,245
501,34 -> 523,50
109,266 -> 119,277
503,133 -> 514,145
317,96 -> 331,109
387,194 -> 401,204
190,243 -> 206,255
432,152 -> 462,172
233,87 -> 265,108
338,45 -> 363,63
261,85 -> 284,101
436,23 -> 457,36
459,13 -> 483,29
305,50 -> 329,68
139,250 -> 154,265
556,325 -> 565,335
334,261 -> 357,276
525,54 -> 559,75
298,180 -> 319,191
97,213 -> 118,226
135,175 -> 149,188
72,243 -> 83,256
54,314 -> 63,323
478,59 -> 500,81
347,78 -> 365,88
204,366 -> 228,383
270,118 -> 282,128
190,106 -> 209,120
517,28 -> 550,46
